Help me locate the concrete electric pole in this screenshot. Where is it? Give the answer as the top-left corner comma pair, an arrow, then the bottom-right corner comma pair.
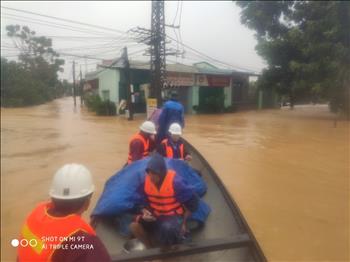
150,0 -> 166,108
122,47 -> 134,120
72,61 -> 76,107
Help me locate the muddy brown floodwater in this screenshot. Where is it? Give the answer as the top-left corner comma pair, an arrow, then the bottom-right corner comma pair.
1,97 -> 349,261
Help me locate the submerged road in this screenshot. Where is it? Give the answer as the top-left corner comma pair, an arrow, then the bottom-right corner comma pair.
1,97 -> 349,261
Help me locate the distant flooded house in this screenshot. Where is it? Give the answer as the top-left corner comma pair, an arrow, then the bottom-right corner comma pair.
84,57 -> 262,115
84,69 -> 102,95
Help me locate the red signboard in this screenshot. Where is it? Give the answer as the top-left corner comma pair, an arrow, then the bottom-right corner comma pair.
166,72 -> 195,87
207,75 -> 231,87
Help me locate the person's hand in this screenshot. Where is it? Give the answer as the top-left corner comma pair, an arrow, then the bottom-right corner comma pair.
142,208 -> 156,222
185,155 -> 192,162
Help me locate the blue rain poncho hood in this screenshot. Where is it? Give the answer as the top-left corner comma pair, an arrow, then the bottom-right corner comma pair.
145,153 -> 167,178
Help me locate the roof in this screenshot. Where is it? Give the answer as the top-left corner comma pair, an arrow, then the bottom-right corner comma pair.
86,58 -> 258,78
195,66 -> 236,76
85,68 -> 105,80
193,62 -> 218,69
100,58 -> 198,73
167,63 -> 198,73
194,61 -> 257,75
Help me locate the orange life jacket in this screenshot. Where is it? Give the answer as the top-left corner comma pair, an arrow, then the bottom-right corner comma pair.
128,133 -> 150,164
17,202 -> 95,262
144,170 -> 184,216
161,139 -> 184,159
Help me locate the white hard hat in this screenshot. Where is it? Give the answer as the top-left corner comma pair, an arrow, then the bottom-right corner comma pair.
140,121 -> 157,134
169,123 -> 182,135
49,164 -> 95,200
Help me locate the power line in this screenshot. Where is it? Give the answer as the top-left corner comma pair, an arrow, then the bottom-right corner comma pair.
165,34 -> 258,73
2,35 -> 132,43
58,52 -> 105,61
2,13 -> 117,36
172,1 -> 180,26
171,1 -> 180,62
56,41 -> 123,52
1,6 -> 127,35
178,0 -> 184,61
179,1 -> 183,29
87,44 -> 143,57
166,40 -> 261,72
52,36 -> 138,52
57,44 -> 143,61
13,35 -> 120,39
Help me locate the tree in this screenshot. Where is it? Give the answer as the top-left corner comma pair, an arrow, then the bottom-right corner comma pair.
1,57 -> 47,106
236,1 -> 350,117
1,25 -> 66,107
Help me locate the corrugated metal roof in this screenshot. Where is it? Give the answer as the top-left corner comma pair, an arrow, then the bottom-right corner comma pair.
85,68 -> 105,80
167,63 -> 198,73
196,67 -> 235,75
86,58 -> 258,79
102,58 -> 199,73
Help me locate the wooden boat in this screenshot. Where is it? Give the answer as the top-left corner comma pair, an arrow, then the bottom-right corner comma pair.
95,140 -> 266,261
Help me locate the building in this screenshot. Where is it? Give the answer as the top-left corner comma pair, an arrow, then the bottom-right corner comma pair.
84,57 -> 261,115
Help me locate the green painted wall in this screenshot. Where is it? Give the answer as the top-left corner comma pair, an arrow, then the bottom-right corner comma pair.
98,69 -> 120,104
224,86 -> 232,107
190,86 -> 199,114
258,89 -> 263,109
191,86 -> 199,106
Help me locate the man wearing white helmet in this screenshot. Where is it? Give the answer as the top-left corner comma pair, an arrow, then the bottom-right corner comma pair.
127,121 -> 157,165
17,164 -> 111,262
158,122 -> 192,161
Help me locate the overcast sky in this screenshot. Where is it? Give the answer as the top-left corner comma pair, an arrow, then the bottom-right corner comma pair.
1,1 -> 266,80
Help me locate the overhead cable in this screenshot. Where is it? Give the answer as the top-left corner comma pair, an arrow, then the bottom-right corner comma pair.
1,6 -> 127,35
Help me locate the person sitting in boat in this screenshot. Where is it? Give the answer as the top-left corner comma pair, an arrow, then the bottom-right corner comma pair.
17,164 -> 111,262
127,121 -> 157,165
157,123 -> 192,161
129,153 -> 198,248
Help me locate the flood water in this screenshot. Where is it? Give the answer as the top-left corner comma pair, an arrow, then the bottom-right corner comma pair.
1,97 -> 349,261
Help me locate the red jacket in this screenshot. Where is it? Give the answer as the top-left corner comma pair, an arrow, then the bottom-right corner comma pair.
128,132 -> 150,164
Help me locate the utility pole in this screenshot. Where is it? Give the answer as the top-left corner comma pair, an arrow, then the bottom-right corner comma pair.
72,61 -> 76,107
84,55 -> 87,76
123,47 -> 134,120
130,0 -> 183,108
150,0 -> 166,108
80,66 -> 83,106
130,1 -> 181,107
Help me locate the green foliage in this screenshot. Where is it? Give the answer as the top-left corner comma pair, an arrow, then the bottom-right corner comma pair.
237,1 -> 350,117
85,94 -> 102,112
1,25 -> 66,107
84,94 -> 116,116
96,100 -> 116,116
